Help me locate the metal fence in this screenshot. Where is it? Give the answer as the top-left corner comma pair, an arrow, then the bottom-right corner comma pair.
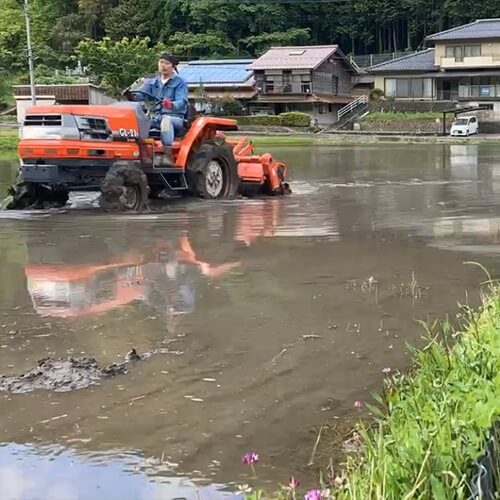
350,51 -> 418,69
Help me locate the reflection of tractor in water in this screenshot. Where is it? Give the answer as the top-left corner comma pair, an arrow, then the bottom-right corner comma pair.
23,199 -> 292,319
25,236 -> 240,319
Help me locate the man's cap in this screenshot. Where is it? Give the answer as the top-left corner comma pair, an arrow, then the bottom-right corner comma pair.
159,53 -> 179,67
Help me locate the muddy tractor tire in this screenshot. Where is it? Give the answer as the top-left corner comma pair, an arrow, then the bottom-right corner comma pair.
3,170 -> 69,210
100,161 -> 149,212
186,140 -> 239,199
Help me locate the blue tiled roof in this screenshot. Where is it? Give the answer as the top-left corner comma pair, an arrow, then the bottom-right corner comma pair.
179,60 -> 254,85
370,49 -> 436,73
426,19 -> 500,41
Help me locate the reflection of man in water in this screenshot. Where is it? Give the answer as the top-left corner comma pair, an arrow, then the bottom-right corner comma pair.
164,258 -> 196,316
145,236 -> 240,332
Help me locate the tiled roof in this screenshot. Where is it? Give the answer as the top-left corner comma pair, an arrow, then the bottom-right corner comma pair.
179,60 -> 254,86
13,84 -> 97,101
251,46 -> 341,70
426,18 -> 500,41
369,49 -> 436,73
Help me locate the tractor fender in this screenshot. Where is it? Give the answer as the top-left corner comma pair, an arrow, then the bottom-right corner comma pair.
176,117 -> 238,168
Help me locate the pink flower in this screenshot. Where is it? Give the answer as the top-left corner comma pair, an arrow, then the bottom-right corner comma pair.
353,400 -> 362,408
289,476 -> 300,489
382,367 -> 391,374
305,490 -> 322,500
242,452 -> 259,464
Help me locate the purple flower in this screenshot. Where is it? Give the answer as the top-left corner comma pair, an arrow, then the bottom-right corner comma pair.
382,367 -> 391,374
289,476 -> 300,489
353,400 -> 362,408
242,452 -> 259,464
304,490 -> 322,500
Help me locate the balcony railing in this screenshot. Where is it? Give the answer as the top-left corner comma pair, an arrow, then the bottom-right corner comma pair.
458,84 -> 500,99
262,83 -> 312,94
440,53 -> 500,66
435,90 -> 458,101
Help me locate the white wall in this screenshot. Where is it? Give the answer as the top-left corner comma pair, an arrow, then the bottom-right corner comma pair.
15,96 -> 56,123
460,101 -> 500,121
89,87 -> 116,105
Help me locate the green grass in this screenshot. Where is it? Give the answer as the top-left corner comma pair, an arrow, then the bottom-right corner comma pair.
231,135 -> 316,147
0,129 -> 19,151
332,278 -> 500,499
5,129 -> 500,152
365,112 -> 456,121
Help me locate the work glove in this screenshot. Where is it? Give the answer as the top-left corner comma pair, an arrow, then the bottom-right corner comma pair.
162,98 -> 173,110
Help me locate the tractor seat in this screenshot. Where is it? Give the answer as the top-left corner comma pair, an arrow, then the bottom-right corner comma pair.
148,105 -> 196,140
149,121 -> 189,140
149,120 -> 190,139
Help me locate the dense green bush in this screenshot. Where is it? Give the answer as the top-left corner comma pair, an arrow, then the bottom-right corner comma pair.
369,87 -> 384,101
224,112 -> 310,127
278,111 -> 310,127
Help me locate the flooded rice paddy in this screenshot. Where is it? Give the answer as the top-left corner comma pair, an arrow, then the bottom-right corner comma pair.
0,143 -> 500,499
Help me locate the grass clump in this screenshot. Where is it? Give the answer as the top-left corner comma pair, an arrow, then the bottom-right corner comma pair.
336,282 -> 500,499
0,129 -> 19,151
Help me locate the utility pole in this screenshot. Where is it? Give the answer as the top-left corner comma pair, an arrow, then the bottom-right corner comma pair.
23,0 -> 36,106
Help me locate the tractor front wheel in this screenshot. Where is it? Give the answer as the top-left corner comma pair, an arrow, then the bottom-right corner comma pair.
100,161 -> 149,212
3,171 -> 69,210
186,141 -> 239,199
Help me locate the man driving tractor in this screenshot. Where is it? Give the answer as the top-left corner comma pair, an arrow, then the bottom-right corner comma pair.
125,53 -> 188,162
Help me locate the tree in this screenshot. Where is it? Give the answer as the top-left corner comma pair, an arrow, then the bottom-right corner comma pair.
75,37 -> 165,97
105,0 -> 158,41
242,28 -> 311,56
0,0 -> 27,73
165,31 -> 237,58
77,0 -> 117,39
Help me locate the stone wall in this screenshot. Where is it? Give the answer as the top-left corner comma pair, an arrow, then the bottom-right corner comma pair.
368,101 -> 454,113
359,119 -> 450,134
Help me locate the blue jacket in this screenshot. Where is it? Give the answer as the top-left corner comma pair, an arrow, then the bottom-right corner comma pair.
136,73 -> 188,118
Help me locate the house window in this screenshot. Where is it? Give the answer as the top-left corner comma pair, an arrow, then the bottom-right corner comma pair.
423,78 -> 433,98
283,71 -> 292,92
396,79 -> 409,98
265,79 -> 274,93
333,76 -> 339,95
385,78 -> 396,97
446,45 -> 463,61
410,79 -> 423,97
464,45 -> 481,57
385,78 -> 433,98
301,74 -> 311,93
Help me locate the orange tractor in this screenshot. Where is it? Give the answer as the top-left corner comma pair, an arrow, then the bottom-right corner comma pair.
7,90 -> 290,210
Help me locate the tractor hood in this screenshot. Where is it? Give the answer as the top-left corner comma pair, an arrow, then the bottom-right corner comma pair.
24,102 -> 150,139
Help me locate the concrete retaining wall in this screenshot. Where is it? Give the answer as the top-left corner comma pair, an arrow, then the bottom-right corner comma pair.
359,119 -> 450,134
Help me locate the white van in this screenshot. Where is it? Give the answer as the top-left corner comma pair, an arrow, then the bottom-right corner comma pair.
450,116 -> 479,137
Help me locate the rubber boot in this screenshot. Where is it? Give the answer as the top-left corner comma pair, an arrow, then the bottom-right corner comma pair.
158,146 -> 175,167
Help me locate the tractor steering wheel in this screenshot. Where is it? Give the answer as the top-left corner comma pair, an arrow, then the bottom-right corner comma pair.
127,90 -> 163,119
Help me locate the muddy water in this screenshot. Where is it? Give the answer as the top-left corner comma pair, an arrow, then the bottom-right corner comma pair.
1,144 -> 500,499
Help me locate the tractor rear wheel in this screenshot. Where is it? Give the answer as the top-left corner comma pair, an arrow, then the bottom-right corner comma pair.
100,161 -> 149,212
186,140 -> 239,199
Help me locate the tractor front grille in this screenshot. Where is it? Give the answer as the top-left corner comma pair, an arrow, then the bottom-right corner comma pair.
24,115 -> 62,127
76,116 -> 112,141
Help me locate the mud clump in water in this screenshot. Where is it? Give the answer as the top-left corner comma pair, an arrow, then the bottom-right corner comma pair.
0,349 -> 143,393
